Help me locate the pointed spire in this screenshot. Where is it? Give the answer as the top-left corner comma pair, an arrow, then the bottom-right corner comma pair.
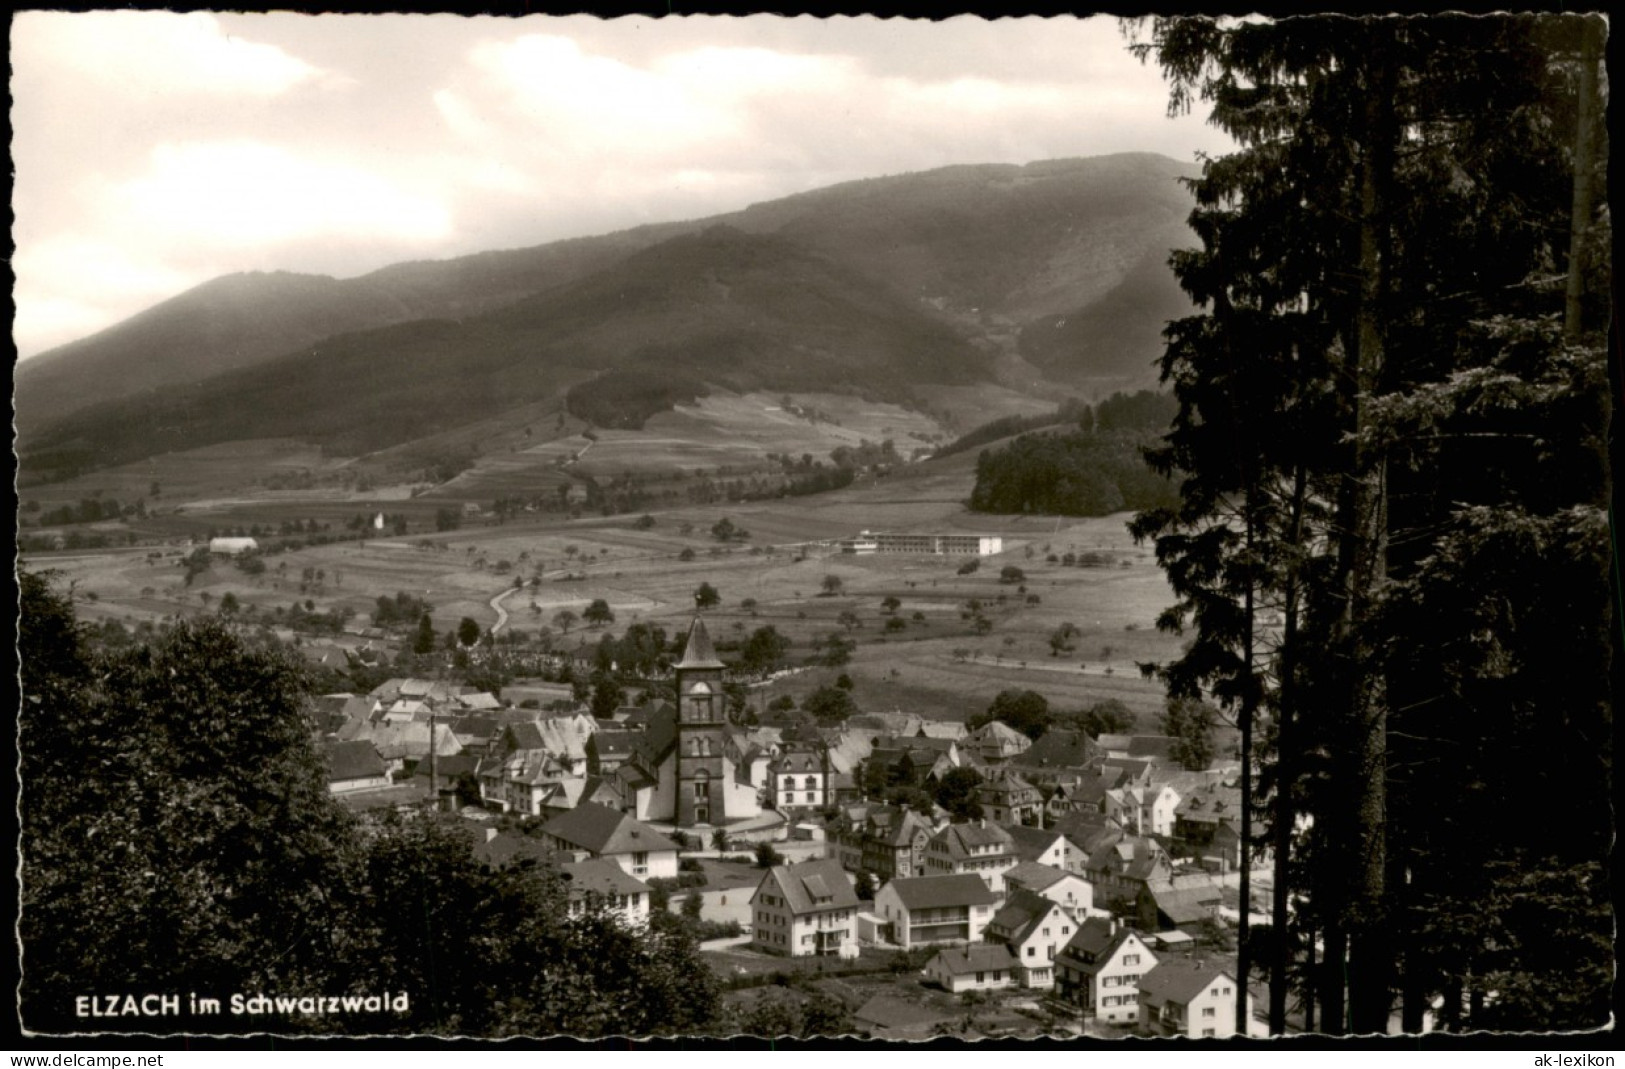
678,615 -> 724,669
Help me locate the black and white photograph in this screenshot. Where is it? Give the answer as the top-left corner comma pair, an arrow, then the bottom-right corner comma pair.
11,9 -> 1614,1047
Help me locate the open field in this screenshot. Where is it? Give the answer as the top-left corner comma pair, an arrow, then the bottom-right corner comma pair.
29,437 -> 1187,723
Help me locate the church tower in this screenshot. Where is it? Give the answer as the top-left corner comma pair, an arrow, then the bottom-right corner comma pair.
675,615 -> 728,827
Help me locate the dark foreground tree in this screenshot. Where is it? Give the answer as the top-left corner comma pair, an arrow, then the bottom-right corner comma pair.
1127,12 -> 1611,1034
18,570 -> 722,1037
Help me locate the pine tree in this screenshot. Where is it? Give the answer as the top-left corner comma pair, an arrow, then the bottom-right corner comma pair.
1127,12 -> 1610,1033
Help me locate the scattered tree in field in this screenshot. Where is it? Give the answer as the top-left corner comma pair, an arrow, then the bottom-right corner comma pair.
999,565 -> 1025,585
583,599 -> 615,628
1049,622 -> 1081,657
710,518 -> 749,543
552,609 -> 578,634
694,582 -> 720,610
880,596 -> 902,615
739,625 -> 792,675
837,610 -> 862,631
969,688 -> 1051,740
802,685 -> 857,725
956,559 -> 980,575
457,617 -> 482,648
678,548 -> 696,562
634,514 -> 656,530
819,574 -> 844,597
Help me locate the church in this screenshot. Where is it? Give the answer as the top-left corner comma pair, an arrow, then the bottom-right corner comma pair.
597,616 -> 763,828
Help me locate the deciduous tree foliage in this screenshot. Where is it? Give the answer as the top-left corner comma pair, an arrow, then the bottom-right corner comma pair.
18,572 -> 721,1037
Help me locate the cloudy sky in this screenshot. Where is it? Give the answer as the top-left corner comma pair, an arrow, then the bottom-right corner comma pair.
10,12 -> 1236,359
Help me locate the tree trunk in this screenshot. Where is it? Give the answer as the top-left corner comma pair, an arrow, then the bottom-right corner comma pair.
1270,465 -> 1308,1034
1237,495 -> 1257,1036
1344,50 -> 1395,1037
1303,919 -> 1317,1033
1321,922 -> 1346,1035
1563,17 -> 1600,343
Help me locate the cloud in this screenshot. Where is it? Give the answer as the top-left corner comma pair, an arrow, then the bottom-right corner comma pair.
14,11 -> 326,96
12,237 -> 194,354
107,141 -> 454,248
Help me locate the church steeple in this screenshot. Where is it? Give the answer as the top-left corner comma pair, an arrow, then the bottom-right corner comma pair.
679,615 -> 724,669
675,614 -> 727,827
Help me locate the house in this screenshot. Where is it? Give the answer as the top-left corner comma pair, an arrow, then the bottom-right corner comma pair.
1052,811 -> 1125,857
1085,836 -> 1174,914
323,740 -> 389,794
1056,916 -> 1158,1025
562,857 -> 651,929
1137,875 -> 1224,933
208,536 -> 258,556
471,827 -> 559,869
1138,959 -> 1254,1039
1002,860 -> 1097,920
916,719 -> 970,742
827,804 -> 934,881
769,742 -> 831,814
1009,728 -> 1103,776
873,874 -> 999,948
925,821 -> 1018,893
1001,823 -> 1086,874
869,735 -> 960,783
750,858 -> 860,958
537,801 -> 680,879
922,943 -> 1020,994
963,720 -> 1032,764
982,888 -> 1075,990
975,770 -> 1045,825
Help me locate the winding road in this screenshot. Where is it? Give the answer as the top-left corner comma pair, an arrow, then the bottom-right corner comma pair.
489,585 -> 520,635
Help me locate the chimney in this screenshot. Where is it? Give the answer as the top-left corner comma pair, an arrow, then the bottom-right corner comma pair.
1108,916 -> 1117,936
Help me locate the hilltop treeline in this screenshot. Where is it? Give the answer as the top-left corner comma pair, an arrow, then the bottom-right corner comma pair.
565,367 -> 710,430
967,390 -> 1179,516
933,398 -> 1088,458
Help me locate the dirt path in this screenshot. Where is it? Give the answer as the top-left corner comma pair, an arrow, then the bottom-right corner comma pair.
489,585 -> 520,635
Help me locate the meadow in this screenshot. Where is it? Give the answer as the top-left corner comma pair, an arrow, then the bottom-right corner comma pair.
31,436 -> 1186,732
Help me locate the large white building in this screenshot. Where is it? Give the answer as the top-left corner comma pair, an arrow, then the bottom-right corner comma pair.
839,531 -> 1003,556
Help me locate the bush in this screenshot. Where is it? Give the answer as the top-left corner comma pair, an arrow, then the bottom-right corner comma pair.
956,559 -> 980,575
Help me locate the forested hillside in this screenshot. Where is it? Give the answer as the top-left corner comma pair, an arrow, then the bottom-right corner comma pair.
966,390 -> 1180,516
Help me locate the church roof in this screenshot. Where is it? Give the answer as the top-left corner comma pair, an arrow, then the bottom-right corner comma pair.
678,616 -> 724,670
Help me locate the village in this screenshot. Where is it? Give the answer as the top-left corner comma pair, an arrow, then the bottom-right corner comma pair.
317,611 -> 1272,1040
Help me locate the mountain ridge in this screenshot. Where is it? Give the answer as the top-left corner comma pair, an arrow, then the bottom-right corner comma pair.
16,152 -> 1198,477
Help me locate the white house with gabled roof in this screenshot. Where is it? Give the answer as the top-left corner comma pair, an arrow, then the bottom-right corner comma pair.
751,858 -> 860,958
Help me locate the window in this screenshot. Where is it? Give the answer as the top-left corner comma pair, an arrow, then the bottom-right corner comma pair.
694,780 -> 708,799
783,776 -> 794,788
1026,946 -> 1035,958
976,972 -> 985,983
806,793 -> 814,803
1202,1029 -> 1215,1038
1124,954 -> 1140,966
1042,928 -> 1050,937
1202,1007 -> 1216,1018
804,776 -> 817,788
992,971 -> 1003,981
